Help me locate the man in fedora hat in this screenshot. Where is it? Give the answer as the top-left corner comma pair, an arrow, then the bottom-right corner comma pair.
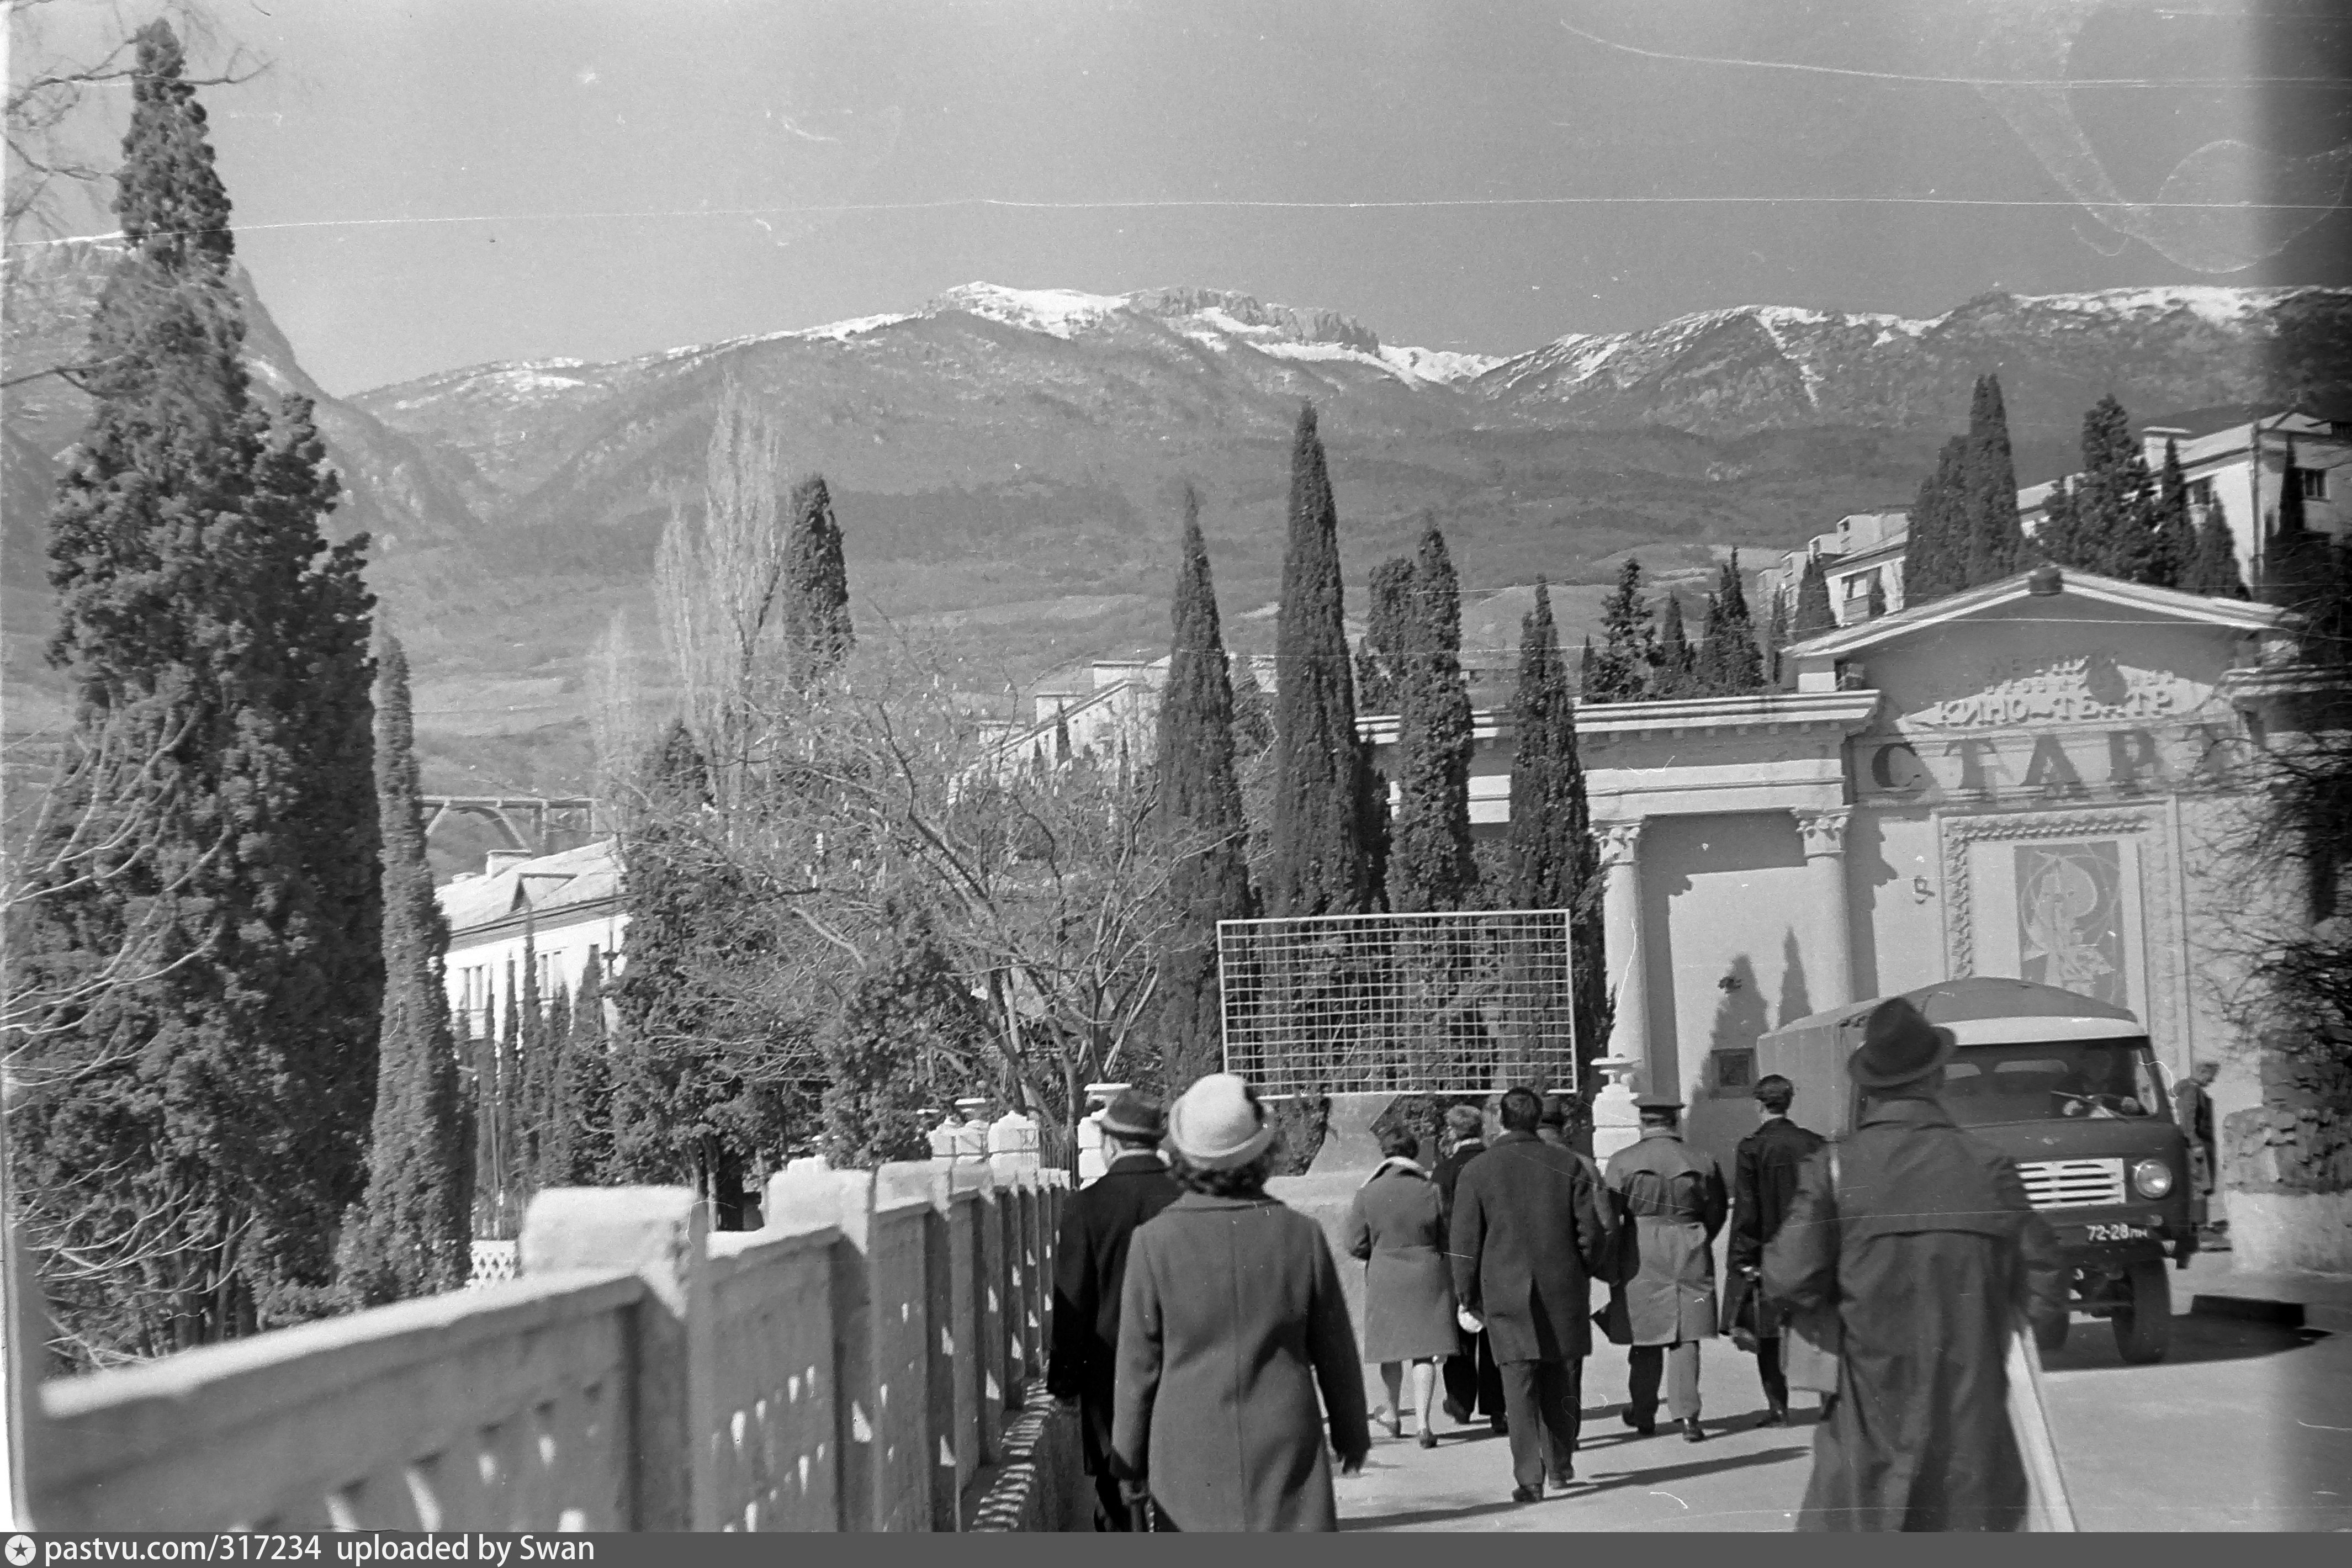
1448,1085 -> 1618,1502
1765,996 -> 2068,1532
1433,1101 -> 1507,1432
1604,1090 -> 1728,1442
1050,1089 -> 1182,1529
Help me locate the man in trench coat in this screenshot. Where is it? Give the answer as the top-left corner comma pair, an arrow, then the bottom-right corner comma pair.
1764,997 -> 2068,1532
1725,1073 -> 1827,1425
1448,1086 -> 1618,1501
1604,1091 -> 1729,1442
1047,1090 -> 1182,1530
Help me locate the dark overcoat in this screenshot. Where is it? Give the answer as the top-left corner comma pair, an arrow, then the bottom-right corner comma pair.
1763,1095 -> 2068,1532
1111,1192 -> 1371,1532
1046,1152 -> 1183,1475
1447,1131 -> 1616,1364
1727,1115 -> 1828,1338
1343,1161 -> 1457,1362
1605,1128 -> 1728,1346
1432,1137 -> 1485,1212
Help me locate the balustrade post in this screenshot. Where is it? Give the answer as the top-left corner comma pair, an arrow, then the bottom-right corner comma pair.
972,1168 -> 1012,1450
7,1210 -> 52,1527
870,1163 -> 948,1533
944,1164 -> 988,1519
766,1164 -> 873,1531
520,1187 -> 712,1532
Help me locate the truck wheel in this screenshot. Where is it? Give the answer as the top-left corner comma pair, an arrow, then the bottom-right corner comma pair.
2035,1314 -> 2069,1354
2111,1259 -> 2172,1364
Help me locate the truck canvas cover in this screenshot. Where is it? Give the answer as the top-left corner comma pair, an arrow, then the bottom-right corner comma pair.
1754,977 -> 2139,1138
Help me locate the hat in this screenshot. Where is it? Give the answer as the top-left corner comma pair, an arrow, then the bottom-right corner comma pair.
1634,1091 -> 1684,1112
1098,1089 -> 1166,1140
1847,996 -> 1958,1090
1167,1073 -> 1277,1170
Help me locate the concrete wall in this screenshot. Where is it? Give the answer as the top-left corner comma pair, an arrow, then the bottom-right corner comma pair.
24,1167 -> 1076,1533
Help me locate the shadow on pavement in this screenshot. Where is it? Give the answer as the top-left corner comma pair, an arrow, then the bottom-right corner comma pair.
1340,1444 -> 1809,1530
2041,1312 -> 2328,1375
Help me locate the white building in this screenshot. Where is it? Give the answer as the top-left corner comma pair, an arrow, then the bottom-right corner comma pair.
437,838 -> 627,1041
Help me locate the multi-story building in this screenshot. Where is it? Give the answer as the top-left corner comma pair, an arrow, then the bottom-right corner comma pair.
1756,511 -> 1913,631
437,838 -> 626,1042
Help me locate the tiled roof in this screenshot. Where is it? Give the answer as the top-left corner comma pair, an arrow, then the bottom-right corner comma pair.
437,838 -> 621,936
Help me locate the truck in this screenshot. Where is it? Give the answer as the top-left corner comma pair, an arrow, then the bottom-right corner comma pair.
1754,976 -> 2195,1364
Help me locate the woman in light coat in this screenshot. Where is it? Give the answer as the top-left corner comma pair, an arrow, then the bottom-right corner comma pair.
1111,1074 -> 1372,1530
1343,1125 -> 1457,1447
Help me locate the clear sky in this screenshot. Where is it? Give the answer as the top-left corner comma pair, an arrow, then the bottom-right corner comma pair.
15,0 -> 2351,395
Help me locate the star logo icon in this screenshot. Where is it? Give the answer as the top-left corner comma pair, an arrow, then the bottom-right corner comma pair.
6,1534 -> 35,1566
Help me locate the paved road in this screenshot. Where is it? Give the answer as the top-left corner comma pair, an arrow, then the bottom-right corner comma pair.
1336,1271 -> 2352,1532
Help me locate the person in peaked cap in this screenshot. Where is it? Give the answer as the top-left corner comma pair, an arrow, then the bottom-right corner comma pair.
1604,1089 -> 1729,1442
1725,1074 -> 1827,1426
1048,1089 -> 1182,1529
1764,997 -> 2068,1531
1110,1074 -> 1370,1530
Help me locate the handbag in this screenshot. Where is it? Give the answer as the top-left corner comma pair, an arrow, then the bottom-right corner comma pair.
1779,1146 -> 1843,1397
1591,1287 -> 1633,1347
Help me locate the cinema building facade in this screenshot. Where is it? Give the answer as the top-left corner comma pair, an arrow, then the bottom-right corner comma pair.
1365,564 -> 2334,1262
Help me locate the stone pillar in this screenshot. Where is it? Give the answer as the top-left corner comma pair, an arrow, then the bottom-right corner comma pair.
988,1110 -> 1041,1183
953,1099 -> 990,1164
521,1186 -> 713,1530
1589,1052 -> 1642,1168
1793,807 -> 1855,1011
1596,820 -> 1655,1093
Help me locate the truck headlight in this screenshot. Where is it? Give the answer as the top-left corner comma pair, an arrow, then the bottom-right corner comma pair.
2132,1159 -> 2174,1198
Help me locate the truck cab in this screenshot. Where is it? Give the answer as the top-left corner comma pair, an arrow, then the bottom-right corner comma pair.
1755,977 -> 2192,1364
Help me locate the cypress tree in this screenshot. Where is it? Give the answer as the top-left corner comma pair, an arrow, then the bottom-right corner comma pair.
820,910 -> 983,1167
2037,478 -> 2088,571
2147,438 -> 2192,590
516,925 -> 549,1197
470,990 -> 501,1239
1714,552 -> 1764,690
1230,654 -> 1274,757
782,475 -> 854,684
1505,582 -> 1611,1073
12,22 -> 381,1350
2074,396 -> 2143,578
1904,436 -> 1970,605
1963,374 -> 2026,586
1590,557 -> 1655,702
559,950 -> 617,1183
1267,404 -> 1371,918
337,636 -> 472,1305
1792,554 -> 1835,640
1151,489 -> 1259,1094
1389,523 -> 1477,913
1357,555 -> 1415,716
2185,494 -> 2249,600
1654,592 -> 1696,698
1578,636 -> 1597,696
496,974 -> 523,1233
1763,590 -> 1789,686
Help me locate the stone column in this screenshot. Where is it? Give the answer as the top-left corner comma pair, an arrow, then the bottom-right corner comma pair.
1596,819 -> 1655,1092
1793,808 -> 1855,1011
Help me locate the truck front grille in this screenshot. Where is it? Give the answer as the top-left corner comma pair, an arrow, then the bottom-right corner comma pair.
2016,1158 -> 2127,1209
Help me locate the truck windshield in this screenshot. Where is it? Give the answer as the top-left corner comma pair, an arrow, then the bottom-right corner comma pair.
1940,1039 -> 2170,1127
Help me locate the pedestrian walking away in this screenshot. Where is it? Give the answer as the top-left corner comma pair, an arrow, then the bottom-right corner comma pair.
2173,1060 -> 2219,1239
1345,1125 -> 1458,1447
1111,1073 -> 1371,1531
1764,997 -> 2069,1532
1447,1085 -> 1618,1503
1431,1100 -> 1506,1431
1604,1090 -> 1728,1444
1047,1089 -> 1183,1530
1724,1073 -> 1827,1427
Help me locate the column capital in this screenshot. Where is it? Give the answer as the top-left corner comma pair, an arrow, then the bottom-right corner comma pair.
1595,818 -> 1645,870
1793,807 -> 1852,860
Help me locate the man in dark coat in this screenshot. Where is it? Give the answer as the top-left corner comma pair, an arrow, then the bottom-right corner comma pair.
1765,997 -> 2069,1532
1605,1092 -> 1728,1442
2174,1061 -> 2218,1232
1048,1090 -> 1182,1530
1727,1073 -> 1827,1426
1432,1101 -> 1505,1431
1448,1085 -> 1617,1502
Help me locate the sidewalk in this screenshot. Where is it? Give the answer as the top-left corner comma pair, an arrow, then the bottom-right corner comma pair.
2172,1247 -> 2352,1333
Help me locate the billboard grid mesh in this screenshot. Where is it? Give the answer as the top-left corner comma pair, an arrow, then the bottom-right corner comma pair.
1218,908 -> 1577,1097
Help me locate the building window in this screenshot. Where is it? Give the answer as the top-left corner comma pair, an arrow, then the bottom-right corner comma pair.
2293,465 -> 2329,501
537,951 -> 558,996
2187,478 -> 2215,509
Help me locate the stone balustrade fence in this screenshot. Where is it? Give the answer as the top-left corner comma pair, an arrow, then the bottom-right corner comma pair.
19,1156 -> 1074,1533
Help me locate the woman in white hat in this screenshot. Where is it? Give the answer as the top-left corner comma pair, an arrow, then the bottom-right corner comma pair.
1109,1074 -> 1371,1530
